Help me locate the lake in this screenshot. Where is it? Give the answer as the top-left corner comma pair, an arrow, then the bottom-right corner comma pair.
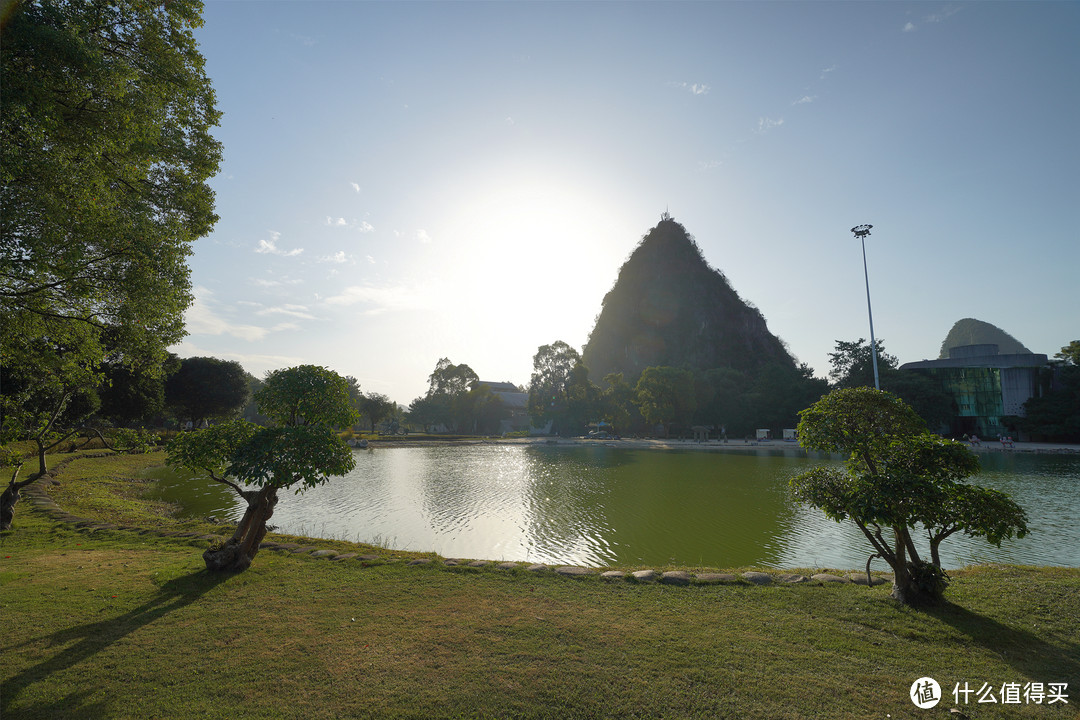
144,444 -> 1080,570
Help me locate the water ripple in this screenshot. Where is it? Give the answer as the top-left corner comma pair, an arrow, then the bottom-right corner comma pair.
146,446 -> 1080,569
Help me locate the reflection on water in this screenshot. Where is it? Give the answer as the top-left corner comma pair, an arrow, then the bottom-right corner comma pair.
143,446 -> 1080,570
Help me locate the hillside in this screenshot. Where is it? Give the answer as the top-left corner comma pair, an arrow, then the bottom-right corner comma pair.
582,216 -> 794,382
938,318 -> 1031,358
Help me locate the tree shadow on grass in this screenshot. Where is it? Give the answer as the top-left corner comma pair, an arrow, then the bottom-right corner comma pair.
927,601 -> 1080,684
2,569 -> 230,717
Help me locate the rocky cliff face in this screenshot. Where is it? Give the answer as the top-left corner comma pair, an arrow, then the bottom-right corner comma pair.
582,217 -> 794,382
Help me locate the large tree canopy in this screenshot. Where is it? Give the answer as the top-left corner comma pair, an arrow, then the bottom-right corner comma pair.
165,356 -> 249,426
0,0 -> 221,528
1,0 -> 221,360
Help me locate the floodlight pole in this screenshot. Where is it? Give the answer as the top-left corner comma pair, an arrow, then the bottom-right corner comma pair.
851,224 -> 880,391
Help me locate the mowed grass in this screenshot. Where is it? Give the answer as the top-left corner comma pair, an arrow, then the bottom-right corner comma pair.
1,452 -> 1078,719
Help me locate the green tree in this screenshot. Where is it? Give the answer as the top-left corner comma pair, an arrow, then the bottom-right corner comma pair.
634,366 -> 696,437
601,372 -> 639,436
428,357 -> 479,397
565,361 -> 601,436
96,354 -> 180,427
1013,341 -> 1080,442
693,367 -> 750,437
791,388 -> 1027,606
527,341 -> 585,435
829,339 -> 953,429
1056,340 -> 1080,366
167,365 -> 357,571
166,357 -> 250,427
418,358 -> 478,432
1,0 -> 221,527
360,392 -> 397,433
745,361 -> 828,436
828,339 -> 898,388
459,384 -> 505,435
406,394 -> 440,433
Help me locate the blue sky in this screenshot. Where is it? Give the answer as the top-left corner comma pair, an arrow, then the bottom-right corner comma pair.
177,1 -> 1079,405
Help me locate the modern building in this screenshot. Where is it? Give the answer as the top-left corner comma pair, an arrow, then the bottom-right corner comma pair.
900,344 -> 1049,438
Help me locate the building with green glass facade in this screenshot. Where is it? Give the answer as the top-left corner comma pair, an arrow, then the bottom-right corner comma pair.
900,344 -> 1049,438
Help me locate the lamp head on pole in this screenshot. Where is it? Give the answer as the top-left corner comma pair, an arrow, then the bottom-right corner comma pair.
851,224 -> 873,239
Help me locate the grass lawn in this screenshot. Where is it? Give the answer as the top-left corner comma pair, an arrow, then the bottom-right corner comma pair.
1,452 -> 1077,719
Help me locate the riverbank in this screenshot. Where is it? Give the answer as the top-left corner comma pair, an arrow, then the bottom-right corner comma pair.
3,451 -> 1077,718
3,489 -> 1078,718
371,435 -> 1080,455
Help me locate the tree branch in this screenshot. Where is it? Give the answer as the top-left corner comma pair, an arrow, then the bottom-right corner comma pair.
205,469 -> 247,497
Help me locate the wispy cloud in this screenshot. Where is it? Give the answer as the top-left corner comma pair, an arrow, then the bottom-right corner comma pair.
255,231 -> 303,257
820,65 -> 838,80
697,159 -> 723,171
324,283 -> 431,315
324,216 -> 375,232
755,117 -> 784,134
256,304 -> 318,320
184,287 -> 273,341
903,7 -> 960,35
668,81 -> 710,96
417,229 -> 432,244
924,6 -> 962,24
168,340 -> 305,375
350,182 -> 361,193
792,95 -> 817,105
251,276 -> 303,288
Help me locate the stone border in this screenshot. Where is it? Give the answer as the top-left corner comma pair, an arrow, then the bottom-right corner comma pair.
16,462 -> 895,589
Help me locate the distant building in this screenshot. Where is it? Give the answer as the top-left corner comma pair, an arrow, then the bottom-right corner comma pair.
900,344 -> 1049,438
473,381 -> 531,434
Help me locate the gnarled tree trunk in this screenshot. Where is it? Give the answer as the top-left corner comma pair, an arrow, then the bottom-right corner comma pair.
1,463 -> 41,531
203,486 -> 278,572
886,527 -> 946,607
891,560 -> 947,606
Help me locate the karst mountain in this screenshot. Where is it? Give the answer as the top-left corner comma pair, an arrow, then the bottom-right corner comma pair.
938,318 -> 1031,358
582,216 -> 795,382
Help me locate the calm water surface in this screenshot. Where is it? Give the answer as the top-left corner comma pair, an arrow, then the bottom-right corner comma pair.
144,445 -> 1080,570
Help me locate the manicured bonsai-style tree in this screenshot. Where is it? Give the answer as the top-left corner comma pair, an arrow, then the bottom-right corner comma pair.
791,387 -> 1027,606
167,365 -> 357,571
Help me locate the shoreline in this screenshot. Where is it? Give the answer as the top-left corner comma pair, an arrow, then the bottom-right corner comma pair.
366,435 -> 1080,455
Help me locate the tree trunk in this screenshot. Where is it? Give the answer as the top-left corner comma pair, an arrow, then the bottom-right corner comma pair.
891,560 -> 946,607
1,481 -> 28,531
203,486 -> 278,572
1,464 -> 41,532
888,527 -> 946,606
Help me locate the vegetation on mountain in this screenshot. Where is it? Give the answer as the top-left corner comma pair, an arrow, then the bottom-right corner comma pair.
938,318 -> 1031,358
583,217 -> 794,381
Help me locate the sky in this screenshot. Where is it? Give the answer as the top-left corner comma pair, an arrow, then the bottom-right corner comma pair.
175,1 -> 1080,406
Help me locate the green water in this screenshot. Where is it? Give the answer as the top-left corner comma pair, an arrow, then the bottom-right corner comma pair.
144,444 -> 1080,569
